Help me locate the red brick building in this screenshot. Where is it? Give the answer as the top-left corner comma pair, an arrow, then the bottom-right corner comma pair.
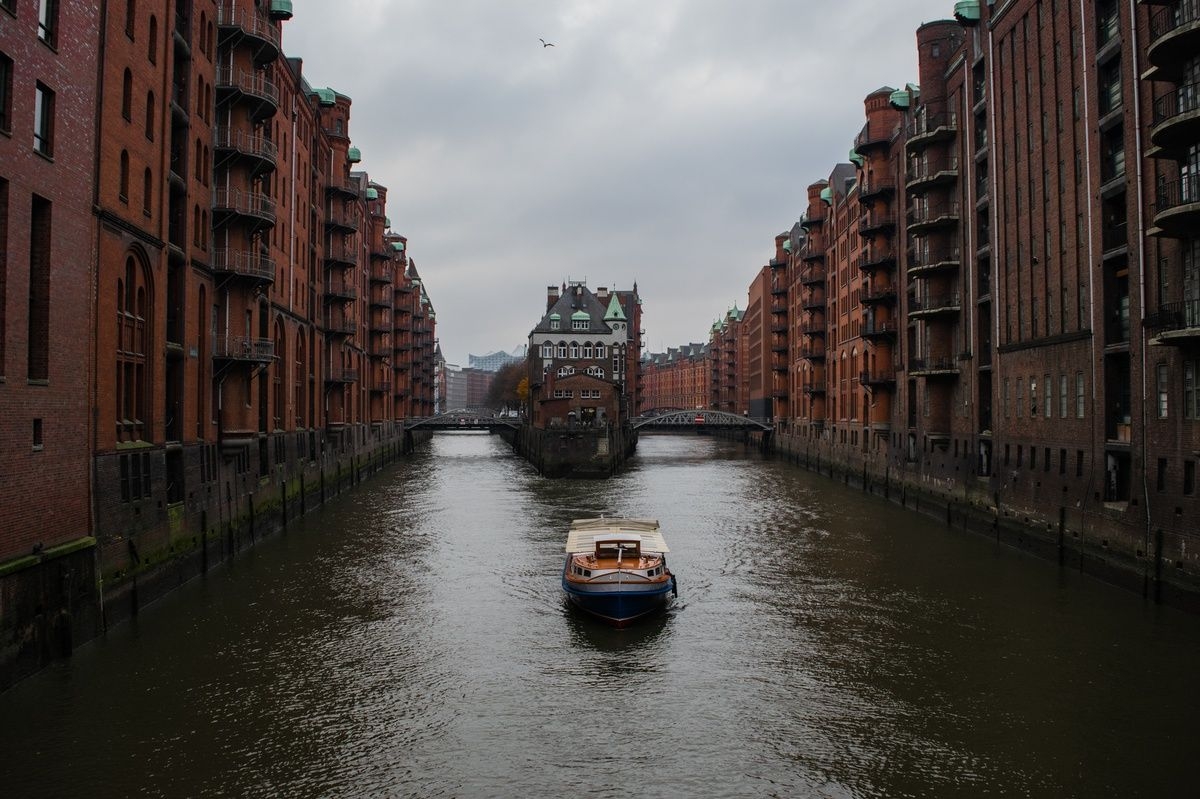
638,343 -> 709,413
0,0 -> 103,672
753,1 -> 1199,593
1,0 -> 438,689
708,304 -> 745,413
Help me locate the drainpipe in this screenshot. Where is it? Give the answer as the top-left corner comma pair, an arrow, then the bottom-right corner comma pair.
1128,0 -> 1153,565
1078,0 -> 1100,508
91,0 -> 109,629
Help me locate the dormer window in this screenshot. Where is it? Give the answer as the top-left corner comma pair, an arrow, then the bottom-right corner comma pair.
551,319 -> 560,330
572,319 -> 588,330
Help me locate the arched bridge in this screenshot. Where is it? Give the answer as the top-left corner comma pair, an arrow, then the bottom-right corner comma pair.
632,410 -> 773,431
404,409 -> 521,431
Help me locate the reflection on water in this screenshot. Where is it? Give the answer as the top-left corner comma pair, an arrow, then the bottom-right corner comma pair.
1,432 -> 1198,798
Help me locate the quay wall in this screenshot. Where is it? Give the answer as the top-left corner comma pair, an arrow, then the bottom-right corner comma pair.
0,424 -> 432,692
508,424 -> 638,478
757,430 -> 1200,613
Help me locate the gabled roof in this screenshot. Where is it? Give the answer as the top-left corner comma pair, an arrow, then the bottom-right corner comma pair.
531,284 -> 616,336
604,293 -> 626,321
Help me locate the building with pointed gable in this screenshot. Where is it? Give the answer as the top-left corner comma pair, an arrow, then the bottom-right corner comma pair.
527,282 -> 639,428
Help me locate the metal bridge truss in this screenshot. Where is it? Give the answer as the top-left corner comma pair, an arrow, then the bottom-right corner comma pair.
404,409 -> 520,431
632,410 -> 773,431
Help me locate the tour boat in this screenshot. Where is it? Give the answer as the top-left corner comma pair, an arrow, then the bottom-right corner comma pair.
561,518 -> 677,626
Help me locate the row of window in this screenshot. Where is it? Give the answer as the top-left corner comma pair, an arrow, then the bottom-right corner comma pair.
1004,373 -> 1087,420
552,389 -> 603,400
0,49 -> 56,156
549,318 -> 592,331
540,342 -> 615,359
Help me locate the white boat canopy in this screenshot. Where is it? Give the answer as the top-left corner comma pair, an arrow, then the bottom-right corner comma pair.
565,518 -> 669,554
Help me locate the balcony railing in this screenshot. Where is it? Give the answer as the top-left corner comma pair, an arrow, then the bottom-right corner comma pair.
212,188 -> 277,226
215,66 -> 279,111
213,127 -> 278,166
801,267 -> 827,285
216,1 -> 282,57
859,176 -> 896,201
907,246 -> 961,274
906,112 -> 958,141
858,212 -> 896,236
860,368 -> 896,386
325,280 -> 357,300
906,201 -> 960,230
211,249 -> 276,283
862,319 -> 898,337
213,336 -> 274,362
326,368 -> 360,384
1150,0 -> 1200,43
1145,299 -> 1200,334
908,294 -> 962,315
909,357 -> 960,376
1150,83 -> 1200,149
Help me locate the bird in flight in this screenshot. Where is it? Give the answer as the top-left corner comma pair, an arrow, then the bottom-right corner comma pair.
539,38 -> 554,47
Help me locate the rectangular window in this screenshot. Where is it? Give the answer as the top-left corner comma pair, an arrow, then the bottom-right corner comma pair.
1045,447 -> 1051,472
0,177 -> 7,375
1045,374 -> 1053,417
34,82 -> 54,157
1076,373 -> 1085,418
1185,461 -> 1196,496
0,51 -> 12,133
28,195 -> 51,381
38,0 -> 58,47
1077,450 -> 1084,477
1029,376 -> 1038,417
1017,378 -> 1024,417
1184,360 -> 1198,419
1030,447 -> 1037,470
1060,374 -> 1068,418
1157,458 -> 1167,492
1157,363 -> 1169,418
1004,378 -> 1010,417
1060,448 -> 1067,475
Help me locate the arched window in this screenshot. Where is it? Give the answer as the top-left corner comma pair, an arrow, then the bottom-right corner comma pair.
194,137 -> 202,181
207,20 -> 214,59
202,146 -> 209,184
192,205 -> 200,246
541,343 -> 552,358
143,167 -> 152,214
200,210 -> 208,248
204,84 -> 212,123
147,15 -> 157,62
198,12 -> 207,56
145,91 -> 154,139
273,318 -> 286,430
119,150 -> 130,200
125,0 -> 136,38
117,253 -> 150,442
196,75 -> 204,116
295,328 -> 307,427
122,69 -> 132,120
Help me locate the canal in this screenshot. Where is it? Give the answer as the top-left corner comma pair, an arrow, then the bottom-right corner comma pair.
2,434 -> 1197,797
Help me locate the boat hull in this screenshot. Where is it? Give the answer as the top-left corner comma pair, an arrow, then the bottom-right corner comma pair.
561,571 -> 675,627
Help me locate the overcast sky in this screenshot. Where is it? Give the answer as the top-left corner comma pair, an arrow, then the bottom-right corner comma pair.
284,1 -> 954,364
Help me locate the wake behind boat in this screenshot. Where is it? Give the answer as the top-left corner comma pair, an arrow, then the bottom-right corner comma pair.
561,518 -> 677,626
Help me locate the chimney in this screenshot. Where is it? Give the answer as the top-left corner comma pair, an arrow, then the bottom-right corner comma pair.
547,284 -> 560,310
597,286 -> 609,300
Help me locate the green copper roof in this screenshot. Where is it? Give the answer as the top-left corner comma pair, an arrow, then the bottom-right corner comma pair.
549,312 -> 561,320
391,241 -> 405,252
571,310 -> 591,321
782,239 -> 792,252
954,0 -> 981,23
889,89 -> 911,109
849,148 -> 864,167
347,146 -> 362,163
819,186 -> 833,204
365,187 -> 378,200
315,87 -> 336,106
269,0 -> 293,20
384,216 -> 391,227
604,294 -> 626,321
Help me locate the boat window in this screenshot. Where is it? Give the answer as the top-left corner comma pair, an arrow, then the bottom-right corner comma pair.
584,570 -> 591,577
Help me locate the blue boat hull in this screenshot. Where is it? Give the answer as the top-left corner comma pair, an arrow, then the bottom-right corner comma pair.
561,574 -> 675,627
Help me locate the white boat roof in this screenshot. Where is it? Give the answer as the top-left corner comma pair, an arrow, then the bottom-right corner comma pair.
565,518 -> 669,553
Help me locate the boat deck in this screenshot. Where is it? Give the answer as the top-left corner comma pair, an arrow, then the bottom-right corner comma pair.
565,518 -> 669,554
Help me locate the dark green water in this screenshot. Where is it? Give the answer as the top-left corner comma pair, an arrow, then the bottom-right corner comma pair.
2,433 -> 1197,798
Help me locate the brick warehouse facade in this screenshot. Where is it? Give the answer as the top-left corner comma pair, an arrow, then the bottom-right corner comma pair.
0,0 -> 439,690
750,1 -> 1199,604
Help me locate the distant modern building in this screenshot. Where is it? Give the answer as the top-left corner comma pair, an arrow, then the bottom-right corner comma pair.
469,347 -> 525,372
443,364 -> 493,410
